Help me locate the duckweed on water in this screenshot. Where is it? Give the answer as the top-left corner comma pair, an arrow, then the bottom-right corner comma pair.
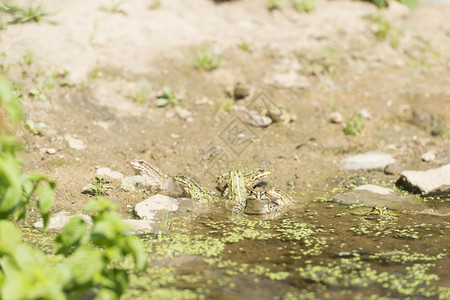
150,233 -> 225,258
369,249 -> 447,263
298,256 -> 445,297
350,221 -> 424,239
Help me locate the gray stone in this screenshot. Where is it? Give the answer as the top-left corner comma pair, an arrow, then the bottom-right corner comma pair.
246,110 -> 273,127
134,194 -> 179,220
329,112 -> 343,124
354,184 -> 394,195
233,82 -> 251,100
384,162 -> 402,175
333,187 -> 426,212
421,151 -> 436,162
64,134 -> 86,150
341,152 -> 396,170
123,219 -> 158,234
121,175 -> 147,191
396,164 -> 450,197
33,212 -> 92,230
97,167 -> 124,179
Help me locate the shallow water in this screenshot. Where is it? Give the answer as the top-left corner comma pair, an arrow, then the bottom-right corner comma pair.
123,199 -> 450,299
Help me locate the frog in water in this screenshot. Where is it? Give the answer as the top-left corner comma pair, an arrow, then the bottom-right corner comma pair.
217,168 -> 271,198
173,174 -> 217,204
234,188 -> 292,215
349,205 -> 398,221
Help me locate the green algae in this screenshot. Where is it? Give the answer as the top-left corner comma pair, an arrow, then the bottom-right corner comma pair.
298,257 -> 441,297
370,249 -> 447,263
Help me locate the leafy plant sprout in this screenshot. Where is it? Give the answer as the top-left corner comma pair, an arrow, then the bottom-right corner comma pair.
149,0 -> 161,10
23,49 -> 34,66
266,0 -> 280,11
155,85 -> 181,107
343,115 -> 365,135
238,41 -> 250,52
0,2 -> 47,25
293,0 -> 316,13
194,47 -> 223,71
133,87 -> 148,105
83,177 -> 109,196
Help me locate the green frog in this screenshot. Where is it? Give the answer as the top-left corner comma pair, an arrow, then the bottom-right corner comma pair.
173,174 -> 217,204
349,205 -> 398,221
217,167 -> 271,195
233,188 -> 292,215
223,170 -> 247,205
265,105 -> 297,124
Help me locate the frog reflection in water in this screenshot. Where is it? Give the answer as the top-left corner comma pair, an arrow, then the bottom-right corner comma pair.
233,188 -> 292,215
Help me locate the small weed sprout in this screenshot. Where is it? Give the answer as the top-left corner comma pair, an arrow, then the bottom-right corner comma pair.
370,15 -> 391,41
83,177 -> 109,196
0,52 -> 10,73
133,88 -> 148,105
149,0 -> 161,9
218,99 -> 234,113
293,0 -> 316,13
266,0 -> 280,11
90,66 -> 102,79
29,84 -> 47,101
156,85 -> 181,107
343,115 -> 365,135
24,120 -> 45,135
101,0 -> 128,14
23,49 -> 34,66
239,41 -> 250,52
0,2 -> 47,25
195,47 -> 223,71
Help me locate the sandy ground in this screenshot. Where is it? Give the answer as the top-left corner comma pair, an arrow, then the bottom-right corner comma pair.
1,0 -> 449,215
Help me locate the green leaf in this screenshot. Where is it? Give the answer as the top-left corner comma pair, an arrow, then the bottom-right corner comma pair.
156,97 -> 168,107
37,185 -> 55,228
84,198 -> 118,213
24,120 -> 39,134
0,153 -> 22,217
55,216 -> 89,255
100,268 -> 129,296
69,246 -> 104,285
0,220 -> 23,255
124,236 -> 147,272
0,76 -> 23,124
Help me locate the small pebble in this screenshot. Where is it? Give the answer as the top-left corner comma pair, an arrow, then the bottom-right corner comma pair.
329,112 -> 343,124
421,151 -> 436,162
384,162 -> 402,175
358,108 -> 371,119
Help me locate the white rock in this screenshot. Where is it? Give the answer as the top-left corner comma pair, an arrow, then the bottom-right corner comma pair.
355,184 -> 394,195
358,109 -> 372,119
40,148 -> 57,155
329,112 -> 343,124
134,194 -> 179,220
123,219 -> 156,234
121,175 -> 147,191
246,110 -> 272,127
341,152 -> 396,170
397,164 -> 450,197
33,212 -> 92,230
175,107 -> 192,121
97,167 -> 124,179
421,151 -> 436,162
64,134 -> 86,150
